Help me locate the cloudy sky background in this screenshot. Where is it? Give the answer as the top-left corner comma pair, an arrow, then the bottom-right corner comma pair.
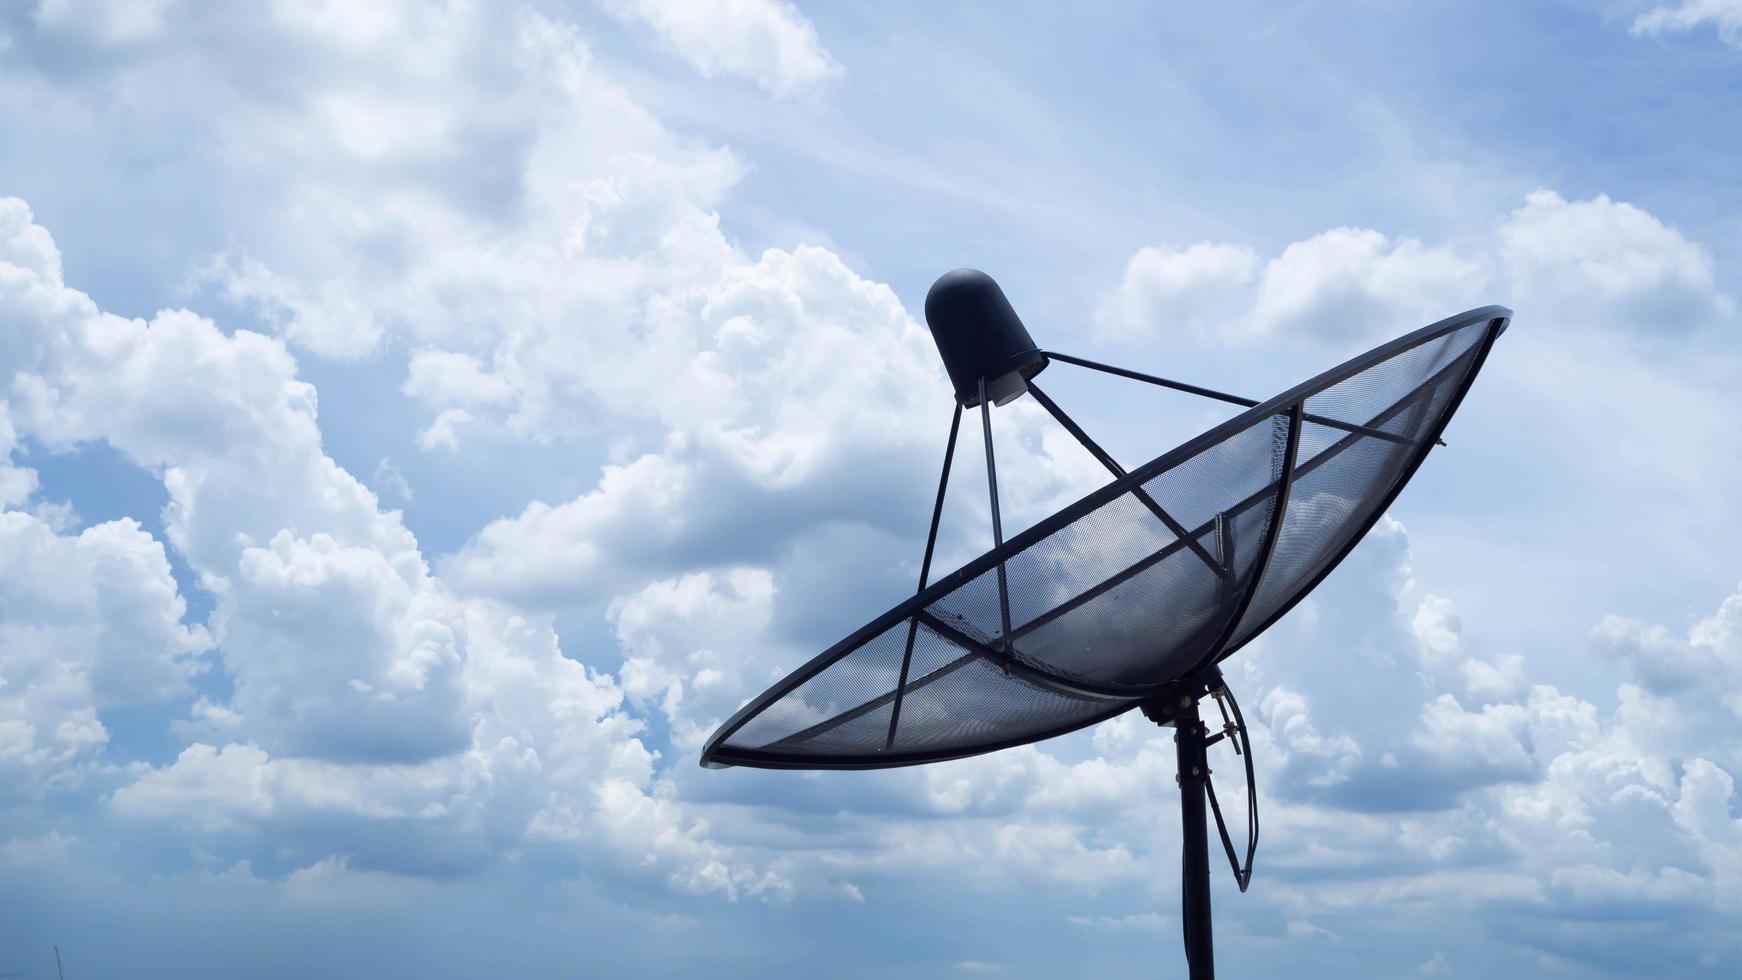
3,0 -> 1742,976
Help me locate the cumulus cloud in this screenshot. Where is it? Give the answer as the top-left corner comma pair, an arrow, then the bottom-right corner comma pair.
9,0 -> 1087,625
1250,228 -> 1488,342
435,242 -> 966,608
1588,579 -> 1742,771
1095,242 -> 1257,342
1,2 -> 1089,907
1273,561 -> 1742,970
1096,227 -> 1485,345
0,290 -> 211,793
0,197 -> 768,894
18,1 -> 750,366
222,531 -> 470,764
0,405 -> 42,513
1498,189 -> 1730,331
1094,190 -> 1731,345
601,0 -> 840,96
0,511 -> 208,790
609,567 -> 774,749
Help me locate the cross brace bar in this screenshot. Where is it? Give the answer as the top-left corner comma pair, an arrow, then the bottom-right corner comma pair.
1043,350 -> 1441,447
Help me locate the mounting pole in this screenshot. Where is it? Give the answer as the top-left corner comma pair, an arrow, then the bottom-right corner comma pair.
1176,695 -> 1215,980
1145,679 -> 1219,980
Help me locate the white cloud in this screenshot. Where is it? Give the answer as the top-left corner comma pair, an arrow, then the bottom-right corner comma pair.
111,743 -> 277,828
0,509 -> 209,790
1633,0 -> 1742,48
433,239 -> 1099,611
1250,228 -> 1488,342
441,449 -> 696,604
24,2 -> 751,372
0,403 -> 39,509
432,240 -> 954,605
1,0 -> 995,901
601,0 -> 839,96
200,253 -> 386,359
1497,190 -> 1729,331
1591,581 -> 1742,719
1,196 -> 767,894
402,350 -> 515,410
1095,190 -> 1731,345
222,530 -> 469,763
8,0 -> 1081,627
1095,242 -> 1257,342
1096,227 -> 1484,344
609,567 -> 775,749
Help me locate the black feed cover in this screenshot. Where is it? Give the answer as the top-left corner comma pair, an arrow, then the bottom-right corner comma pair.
925,269 -> 1049,407
702,306 -> 1510,770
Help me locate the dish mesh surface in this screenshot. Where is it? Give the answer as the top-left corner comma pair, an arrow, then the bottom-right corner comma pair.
706,313 -> 1501,769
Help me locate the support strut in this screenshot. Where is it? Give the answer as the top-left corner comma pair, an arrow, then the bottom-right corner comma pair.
886,402 -> 963,751
1026,380 -> 1226,579
1043,349 -> 1441,447
979,375 -> 1015,665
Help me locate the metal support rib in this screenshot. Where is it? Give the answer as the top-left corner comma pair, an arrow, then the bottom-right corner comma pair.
1044,350 -> 1433,447
979,376 -> 1015,665
1026,380 -> 1226,578
913,611 -> 1135,700
885,404 -> 962,751
1190,403 -> 1304,678
770,611 -> 1137,753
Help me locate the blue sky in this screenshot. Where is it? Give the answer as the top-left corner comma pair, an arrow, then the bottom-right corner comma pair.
3,1 -> 1742,976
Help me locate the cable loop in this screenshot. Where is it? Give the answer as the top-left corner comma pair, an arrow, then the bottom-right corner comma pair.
1202,683 -> 1259,892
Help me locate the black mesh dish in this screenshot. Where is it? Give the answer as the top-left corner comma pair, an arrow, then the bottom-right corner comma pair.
703,307 -> 1508,770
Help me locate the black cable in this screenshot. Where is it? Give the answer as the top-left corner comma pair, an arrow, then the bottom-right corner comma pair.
1229,685 -> 1258,888
1202,684 -> 1259,892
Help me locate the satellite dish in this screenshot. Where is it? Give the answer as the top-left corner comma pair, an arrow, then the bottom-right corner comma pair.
703,268 -> 1509,979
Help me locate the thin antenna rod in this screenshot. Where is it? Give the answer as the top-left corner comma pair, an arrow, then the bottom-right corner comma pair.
1026,381 -> 1226,579
1043,350 -> 1437,447
886,403 -> 963,750
979,376 -> 1015,665
53,946 -> 64,980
